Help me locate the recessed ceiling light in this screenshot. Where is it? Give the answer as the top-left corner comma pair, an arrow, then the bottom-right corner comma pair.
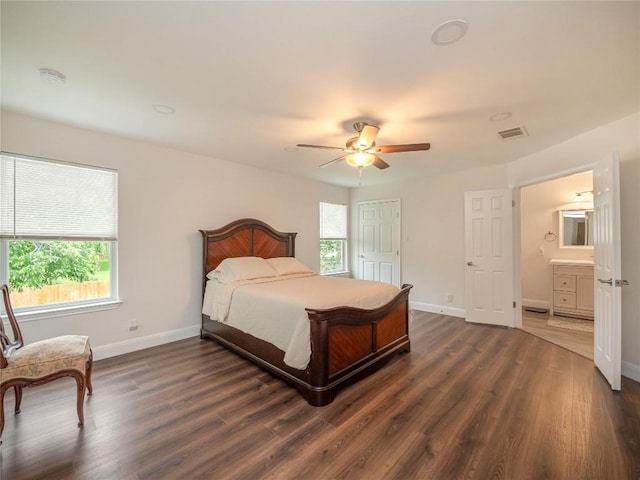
153,104 -> 175,114
431,19 -> 468,46
39,68 -> 66,85
489,112 -> 513,122
284,147 -> 299,152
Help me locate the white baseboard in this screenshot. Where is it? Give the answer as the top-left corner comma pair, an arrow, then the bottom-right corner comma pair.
92,324 -> 201,360
411,301 -> 465,318
622,360 -> 640,384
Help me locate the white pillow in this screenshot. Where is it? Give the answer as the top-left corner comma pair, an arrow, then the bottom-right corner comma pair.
207,256 -> 277,284
266,257 -> 313,276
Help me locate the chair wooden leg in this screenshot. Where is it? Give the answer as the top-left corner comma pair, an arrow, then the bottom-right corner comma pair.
74,373 -> 87,427
14,385 -> 23,414
86,349 -> 94,395
0,386 -> 6,439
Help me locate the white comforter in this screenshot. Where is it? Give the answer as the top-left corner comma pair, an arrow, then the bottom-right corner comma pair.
202,273 -> 401,370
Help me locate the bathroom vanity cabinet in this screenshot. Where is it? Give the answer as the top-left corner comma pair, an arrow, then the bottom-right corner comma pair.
550,260 -> 594,320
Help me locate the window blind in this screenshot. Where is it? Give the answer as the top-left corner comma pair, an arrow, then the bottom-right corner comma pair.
0,153 -> 118,240
320,202 -> 347,239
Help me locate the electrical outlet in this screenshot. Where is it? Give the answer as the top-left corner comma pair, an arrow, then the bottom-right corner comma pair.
446,293 -> 454,303
128,318 -> 138,331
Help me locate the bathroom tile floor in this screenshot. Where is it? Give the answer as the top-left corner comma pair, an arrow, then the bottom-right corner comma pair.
521,310 -> 593,360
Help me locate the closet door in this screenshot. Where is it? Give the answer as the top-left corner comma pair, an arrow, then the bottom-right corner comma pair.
357,199 -> 401,287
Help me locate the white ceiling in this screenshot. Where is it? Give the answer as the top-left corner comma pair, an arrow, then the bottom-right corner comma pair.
2,1 -> 638,188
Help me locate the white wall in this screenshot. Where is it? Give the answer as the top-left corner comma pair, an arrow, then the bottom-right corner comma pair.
520,172 -> 594,310
350,163 -> 509,316
350,112 -> 639,382
1,110 -> 348,358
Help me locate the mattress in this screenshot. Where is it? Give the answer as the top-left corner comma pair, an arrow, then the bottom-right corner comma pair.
202,274 -> 400,369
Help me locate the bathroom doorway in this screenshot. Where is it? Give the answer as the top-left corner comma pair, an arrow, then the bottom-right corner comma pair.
519,170 -> 594,359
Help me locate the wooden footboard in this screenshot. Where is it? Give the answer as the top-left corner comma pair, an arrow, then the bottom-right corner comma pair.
201,284 -> 412,406
304,283 -> 412,404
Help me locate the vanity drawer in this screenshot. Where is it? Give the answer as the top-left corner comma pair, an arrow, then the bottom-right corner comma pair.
554,291 -> 577,309
554,265 -> 593,276
554,275 -> 576,292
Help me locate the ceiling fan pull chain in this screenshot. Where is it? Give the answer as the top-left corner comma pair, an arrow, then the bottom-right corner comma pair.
358,166 -> 364,187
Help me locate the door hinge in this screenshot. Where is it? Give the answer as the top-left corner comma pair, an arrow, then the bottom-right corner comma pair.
512,200 -> 515,207
513,301 -> 516,308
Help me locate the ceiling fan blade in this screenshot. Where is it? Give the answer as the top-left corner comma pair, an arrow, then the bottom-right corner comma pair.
318,155 -> 346,168
375,143 -> 431,154
297,144 -> 344,151
356,124 -> 380,149
372,155 -> 390,170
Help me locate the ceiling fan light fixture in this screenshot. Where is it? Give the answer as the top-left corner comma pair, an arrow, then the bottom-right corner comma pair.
297,122 -> 430,170
346,152 -> 375,168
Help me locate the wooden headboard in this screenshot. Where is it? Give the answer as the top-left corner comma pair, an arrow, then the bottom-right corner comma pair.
199,218 -> 297,291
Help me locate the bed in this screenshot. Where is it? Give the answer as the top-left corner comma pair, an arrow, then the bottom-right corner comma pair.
199,218 -> 412,406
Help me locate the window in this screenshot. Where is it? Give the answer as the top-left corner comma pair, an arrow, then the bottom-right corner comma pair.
0,152 -> 118,312
319,202 -> 348,274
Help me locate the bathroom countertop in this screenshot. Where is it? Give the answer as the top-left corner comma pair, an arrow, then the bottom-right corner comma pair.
549,258 -> 594,266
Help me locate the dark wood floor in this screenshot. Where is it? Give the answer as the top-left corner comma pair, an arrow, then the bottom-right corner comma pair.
2,312 -> 639,480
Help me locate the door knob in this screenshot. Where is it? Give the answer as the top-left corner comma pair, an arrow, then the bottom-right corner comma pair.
359,255 -> 365,258
466,261 -> 477,267
598,278 -> 613,285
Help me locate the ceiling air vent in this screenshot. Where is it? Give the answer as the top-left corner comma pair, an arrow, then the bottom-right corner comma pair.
497,125 -> 528,141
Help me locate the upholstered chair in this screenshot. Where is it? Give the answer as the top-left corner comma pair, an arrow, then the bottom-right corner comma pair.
0,284 -> 93,439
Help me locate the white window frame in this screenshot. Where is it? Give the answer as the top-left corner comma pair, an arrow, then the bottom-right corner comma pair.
0,152 -> 120,318
319,202 -> 349,275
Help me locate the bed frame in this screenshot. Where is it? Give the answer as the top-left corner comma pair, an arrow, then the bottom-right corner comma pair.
199,218 -> 412,406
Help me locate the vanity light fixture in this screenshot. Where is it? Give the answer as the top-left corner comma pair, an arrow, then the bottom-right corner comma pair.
562,190 -> 594,211
573,191 -> 593,202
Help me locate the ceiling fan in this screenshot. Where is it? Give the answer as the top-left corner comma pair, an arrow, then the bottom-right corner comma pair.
297,122 -> 430,170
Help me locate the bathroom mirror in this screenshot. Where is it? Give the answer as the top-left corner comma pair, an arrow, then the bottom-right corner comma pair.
559,209 -> 593,247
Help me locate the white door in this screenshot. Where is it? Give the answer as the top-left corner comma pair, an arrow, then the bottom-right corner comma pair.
357,200 -> 400,286
464,189 -> 514,327
593,153 -> 623,390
